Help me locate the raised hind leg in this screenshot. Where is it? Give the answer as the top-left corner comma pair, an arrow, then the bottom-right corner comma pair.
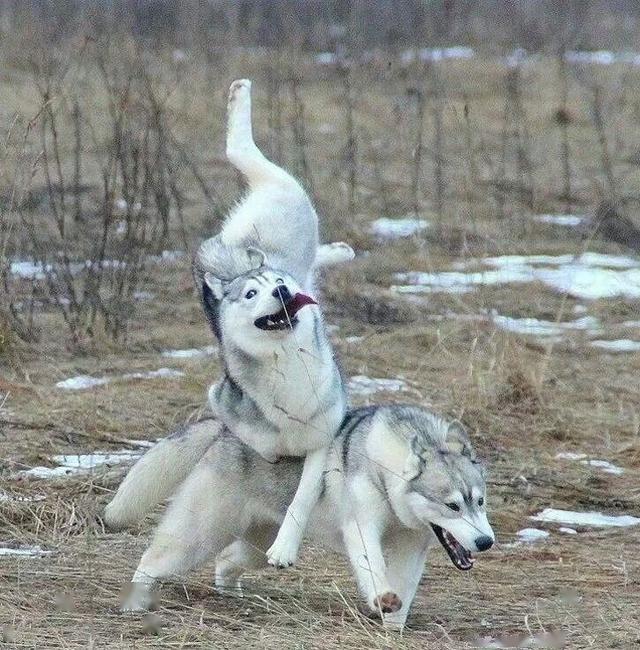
226,79 -> 292,187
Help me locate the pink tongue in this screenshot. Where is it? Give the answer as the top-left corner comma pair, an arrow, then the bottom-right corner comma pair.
286,292 -> 318,316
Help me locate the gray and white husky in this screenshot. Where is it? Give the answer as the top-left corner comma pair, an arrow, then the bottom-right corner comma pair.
106,79 -> 352,569
104,405 -> 494,627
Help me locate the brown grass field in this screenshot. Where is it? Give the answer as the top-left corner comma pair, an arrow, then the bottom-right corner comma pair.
1,30 -> 640,649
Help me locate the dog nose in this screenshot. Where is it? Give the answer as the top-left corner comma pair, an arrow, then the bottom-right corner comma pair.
272,285 -> 292,302
474,535 -> 494,552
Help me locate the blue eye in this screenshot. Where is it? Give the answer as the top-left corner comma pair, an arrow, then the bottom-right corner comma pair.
245,289 -> 257,299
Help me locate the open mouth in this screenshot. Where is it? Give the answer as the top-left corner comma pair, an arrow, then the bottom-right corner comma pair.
254,293 -> 317,331
430,524 -> 475,570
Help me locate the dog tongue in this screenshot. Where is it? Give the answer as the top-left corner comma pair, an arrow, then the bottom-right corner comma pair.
286,292 -> 318,316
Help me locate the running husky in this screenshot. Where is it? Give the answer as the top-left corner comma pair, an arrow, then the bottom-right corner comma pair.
106,79 -> 352,569
106,405 -> 494,627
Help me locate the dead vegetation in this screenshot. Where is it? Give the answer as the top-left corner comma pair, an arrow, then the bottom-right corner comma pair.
2,5 -> 640,649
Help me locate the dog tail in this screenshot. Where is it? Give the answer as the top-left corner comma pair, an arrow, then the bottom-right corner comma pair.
103,418 -> 221,530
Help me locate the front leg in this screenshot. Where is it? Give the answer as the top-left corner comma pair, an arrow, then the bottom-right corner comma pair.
266,445 -> 328,567
341,519 -> 401,616
381,530 -> 431,629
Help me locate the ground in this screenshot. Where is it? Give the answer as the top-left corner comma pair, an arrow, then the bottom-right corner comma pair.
1,43 -> 640,649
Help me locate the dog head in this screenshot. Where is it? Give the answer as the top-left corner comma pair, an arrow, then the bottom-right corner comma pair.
385,408 -> 494,570
199,246 -> 318,353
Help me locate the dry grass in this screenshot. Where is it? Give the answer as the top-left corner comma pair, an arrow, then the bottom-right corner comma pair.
2,35 -> 640,649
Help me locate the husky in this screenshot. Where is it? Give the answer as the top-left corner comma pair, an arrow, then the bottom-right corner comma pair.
107,79 -> 352,570
105,404 -> 494,628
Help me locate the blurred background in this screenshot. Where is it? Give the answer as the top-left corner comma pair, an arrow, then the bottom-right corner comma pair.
1,3 -> 640,648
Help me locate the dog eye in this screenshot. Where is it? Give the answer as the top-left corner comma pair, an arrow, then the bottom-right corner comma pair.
478,497 -> 484,507
446,502 -> 460,512
245,289 -> 257,299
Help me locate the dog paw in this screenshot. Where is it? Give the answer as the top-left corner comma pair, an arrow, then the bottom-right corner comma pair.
120,583 -> 156,613
373,592 -> 402,614
266,532 -> 300,568
214,578 -> 244,598
228,79 -> 251,108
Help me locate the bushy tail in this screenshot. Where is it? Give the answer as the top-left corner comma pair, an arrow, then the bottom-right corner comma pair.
103,419 -> 221,530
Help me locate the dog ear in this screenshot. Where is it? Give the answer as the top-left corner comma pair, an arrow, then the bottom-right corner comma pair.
403,435 -> 431,480
446,420 -> 476,460
203,272 -> 224,300
246,247 -> 267,269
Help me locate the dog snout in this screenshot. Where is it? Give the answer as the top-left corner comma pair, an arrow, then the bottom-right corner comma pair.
474,535 -> 494,552
272,285 -> 292,302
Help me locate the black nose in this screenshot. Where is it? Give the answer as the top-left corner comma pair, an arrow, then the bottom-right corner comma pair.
474,535 -> 493,552
272,285 -> 292,302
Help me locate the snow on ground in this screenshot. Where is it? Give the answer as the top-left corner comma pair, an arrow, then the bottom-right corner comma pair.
369,217 -> 429,239
531,508 -> 640,527
491,314 -> 599,338
19,449 -> 143,479
0,492 -> 46,502
556,452 -> 624,475
348,375 -> 409,396
9,251 -> 185,281
516,528 -> 550,542
161,346 -> 216,359
56,367 -> 184,390
565,50 -> 640,65
591,339 -> 640,352
0,545 -> 53,557
392,252 -> 640,300
533,214 -> 586,226
400,46 -> 474,65
559,527 -> 578,535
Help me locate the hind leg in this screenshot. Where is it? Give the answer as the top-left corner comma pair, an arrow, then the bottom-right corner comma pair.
226,79 -> 291,187
122,459 -> 239,612
214,524 -> 277,596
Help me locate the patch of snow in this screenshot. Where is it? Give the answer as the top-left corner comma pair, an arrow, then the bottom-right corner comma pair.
591,339 -> 640,352
559,527 -> 578,535
400,46 -> 474,65
534,214 -> 585,227
314,52 -> 339,65
345,336 -> 364,344
517,528 -> 550,542
161,346 -> 216,359
133,291 -> 154,301
172,49 -> 187,63
20,449 -> 142,479
10,260 -> 50,279
124,439 -> 156,448
0,545 -> 52,557
55,375 -> 110,390
0,492 -> 46,502
620,320 -> 640,328
348,375 -> 409,396
556,451 -> 624,475
491,314 -> 599,338
555,452 -> 587,461
531,508 -> 640,528
565,50 -> 640,66
123,368 -> 185,381
56,367 -> 184,391
370,217 -> 429,239
392,252 -> 640,300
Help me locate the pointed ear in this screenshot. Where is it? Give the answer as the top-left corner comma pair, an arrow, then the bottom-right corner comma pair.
446,420 -> 476,460
203,272 -> 224,300
403,435 -> 430,480
246,247 -> 267,270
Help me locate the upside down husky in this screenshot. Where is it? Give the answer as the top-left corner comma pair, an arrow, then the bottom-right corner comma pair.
107,79 -> 353,569
105,406 -> 494,626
